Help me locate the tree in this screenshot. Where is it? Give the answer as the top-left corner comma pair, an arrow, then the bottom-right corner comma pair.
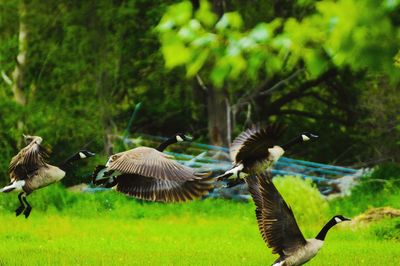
156,0 -> 400,147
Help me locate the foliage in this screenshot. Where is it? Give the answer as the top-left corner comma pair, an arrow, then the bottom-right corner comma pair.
329,163 -> 400,216
356,163 -> 400,193
157,0 -> 400,87
273,175 -> 329,226
0,0 -> 400,188
371,217 -> 400,241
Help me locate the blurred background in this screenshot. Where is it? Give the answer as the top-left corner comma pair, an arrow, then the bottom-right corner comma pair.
1,0 -> 399,183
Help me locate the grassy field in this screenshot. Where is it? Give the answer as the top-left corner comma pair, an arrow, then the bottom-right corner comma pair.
1,175 -> 400,266
0,186 -> 399,265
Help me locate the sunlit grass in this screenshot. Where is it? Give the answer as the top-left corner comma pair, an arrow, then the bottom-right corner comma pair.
0,202 -> 399,265
0,180 -> 399,265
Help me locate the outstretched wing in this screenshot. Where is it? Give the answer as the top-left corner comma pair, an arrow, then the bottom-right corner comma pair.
115,173 -> 215,202
247,172 -> 307,256
230,124 -> 286,163
107,147 -> 209,181
8,141 -> 50,181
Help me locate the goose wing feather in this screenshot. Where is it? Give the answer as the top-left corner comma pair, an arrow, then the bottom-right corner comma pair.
230,124 -> 286,163
116,173 -> 214,202
107,147 -> 208,181
248,172 -> 307,256
8,140 -> 50,181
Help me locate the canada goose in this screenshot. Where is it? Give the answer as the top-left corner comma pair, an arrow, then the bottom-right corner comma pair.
247,173 -> 351,266
1,135 -> 95,218
92,133 -> 214,202
219,124 -> 318,183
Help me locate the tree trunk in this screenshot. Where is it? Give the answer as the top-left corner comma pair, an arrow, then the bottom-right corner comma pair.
12,0 -> 28,106
206,0 -> 230,147
207,88 -> 230,146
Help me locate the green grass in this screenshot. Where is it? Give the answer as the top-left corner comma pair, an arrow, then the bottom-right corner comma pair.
0,193 -> 399,265
0,175 -> 399,265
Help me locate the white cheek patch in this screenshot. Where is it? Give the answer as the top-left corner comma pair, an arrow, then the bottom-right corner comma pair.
176,135 -> 184,142
79,152 -> 87,159
268,146 -> 285,162
302,134 -> 310,141
334,217 -> 342,223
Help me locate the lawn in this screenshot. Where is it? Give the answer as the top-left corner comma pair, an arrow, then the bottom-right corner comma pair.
0,188 -> 399,265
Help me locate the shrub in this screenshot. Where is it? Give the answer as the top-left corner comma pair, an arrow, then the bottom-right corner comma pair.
370,217 -> 400,241
355,163 -> 400,194
273,175 -> 329,227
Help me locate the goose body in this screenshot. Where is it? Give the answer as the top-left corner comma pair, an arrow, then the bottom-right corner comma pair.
1,135 -> 95,218
219,124 -> 317,186
247,173 -> 350,265
20,164 -> 66,193
272,239 -> 323,266
93,133 -> 214,202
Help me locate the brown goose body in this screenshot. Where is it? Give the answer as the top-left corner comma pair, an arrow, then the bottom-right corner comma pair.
276,239 -> 323,266
93,139 -> 214,202
21,164 -> 65,193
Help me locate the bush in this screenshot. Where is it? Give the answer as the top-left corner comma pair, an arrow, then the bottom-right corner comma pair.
273,175 -> 329,227
371,217 -> 400,241
329,163 -> 400,216
355,163 -> 400,193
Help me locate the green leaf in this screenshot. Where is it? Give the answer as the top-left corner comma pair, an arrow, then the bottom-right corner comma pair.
186,49 -> 209,77
162,43 -> 191,68
195,0 -> 217,28
249,23 -> 270,42
215,12 -> 243,31
304,51 -> 327,77
211,62 -> 230,88
166,1 -> 193,26
191,33 -> 217,47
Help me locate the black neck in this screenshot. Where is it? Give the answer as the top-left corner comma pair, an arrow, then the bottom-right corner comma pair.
156,137 -> 177,152
280,136 -> 302,150
315,218 -> 337,241
59,153 -> 81,171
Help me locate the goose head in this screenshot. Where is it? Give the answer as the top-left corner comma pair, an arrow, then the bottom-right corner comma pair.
333,215 -> 351,224
77,150 -> 96,159
175,133 -> 193,142
300,132 -> 319,142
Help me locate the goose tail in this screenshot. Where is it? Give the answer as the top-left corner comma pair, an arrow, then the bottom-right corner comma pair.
0,180 -> 25,193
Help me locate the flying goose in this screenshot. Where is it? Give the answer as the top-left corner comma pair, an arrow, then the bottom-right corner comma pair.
219,124 -> 318,184
92,133 -> 214,202
1,135 -> 95,218
247,173 -> 350,266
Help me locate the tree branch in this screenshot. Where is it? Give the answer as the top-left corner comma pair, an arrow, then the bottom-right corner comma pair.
259,68 -> 305,96
277,109 -> 347,124
267,68 -> 338,111
1,70 -> 13,86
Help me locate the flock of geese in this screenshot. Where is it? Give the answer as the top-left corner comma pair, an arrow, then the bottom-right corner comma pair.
1,126 -> 350,265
